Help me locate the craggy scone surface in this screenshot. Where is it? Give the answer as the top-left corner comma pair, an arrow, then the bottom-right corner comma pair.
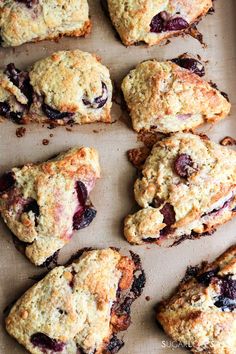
124,133 -> 236,246
6,248 -> 145,354
0,0 -> 91,47
0,50 -> 113,125
0,147 -> 100,266
107,0 -> 212,46
121,60 -> 231,133
157,245 -> 236,353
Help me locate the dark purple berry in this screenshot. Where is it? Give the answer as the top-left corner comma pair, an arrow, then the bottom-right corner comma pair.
4,63 -> 20,86
106,336 -> 124,354
142,237 -> 158,243
174,154 -> 194,178
76,181 -> 88,206
10,111 -> 24,124
15,0 -> 39,8
165,17 -> 189,31
196,268 -> 219,286
130,271 -> 146,298
150,196 -> 164,208
150,12 -> 166,33
42,103 -> 74,120
83,82 -> 108,109
203,196 -> 234,217
73,207 -> 97,230
214,295 -> 236,312
4,63 -> 33,104
171,57 -> 205,77
219,276 -> 236,300
160,203 -> 176,226
23,199 -> 40,217
150,12 -> 189,33
30,333 -> 65,352
40,250 -> 59,269
0,172 -> 15,193
0,101 -> 10,117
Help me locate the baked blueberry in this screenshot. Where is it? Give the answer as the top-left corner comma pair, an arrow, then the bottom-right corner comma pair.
157,246 -> 236,352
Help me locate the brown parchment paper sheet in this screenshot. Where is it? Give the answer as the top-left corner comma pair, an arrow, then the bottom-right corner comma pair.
0,1 -> 236,353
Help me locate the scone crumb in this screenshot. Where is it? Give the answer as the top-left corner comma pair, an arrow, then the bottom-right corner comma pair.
127,147 -> 150,169
42,139 -> 49,145
16,127 -> 26,138
220,136 -> 236,146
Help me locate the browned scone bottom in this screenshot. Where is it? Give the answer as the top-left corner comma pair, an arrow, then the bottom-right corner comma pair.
156,245 -> 236,353
5,248 -> 146,354
124,132 -> 236,246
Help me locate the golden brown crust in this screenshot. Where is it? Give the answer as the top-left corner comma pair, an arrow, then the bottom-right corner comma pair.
156,246 -> 236,353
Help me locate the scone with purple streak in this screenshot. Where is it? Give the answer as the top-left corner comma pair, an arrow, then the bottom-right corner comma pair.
125,133 -> 236,246
0,147 -> 100,266
122,59 -> 230,133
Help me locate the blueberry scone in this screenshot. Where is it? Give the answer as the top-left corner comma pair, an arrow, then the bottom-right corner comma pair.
124,133 -> 236,246
156,245 -> 236,353
0,147 -> 100,266
122,59 -> 231,133
106,0 -> 213,46
5,248 -> 146,354
0,0 -> 91,47
0,50 -> 113,125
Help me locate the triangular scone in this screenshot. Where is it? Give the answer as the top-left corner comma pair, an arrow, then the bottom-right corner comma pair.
0,148 -> 100,266
0,50 -> 112,125
122,60 -> 231,133
107,0 -> 213,46
124,133 -> 236,246
0,0 -> 91,47
157,245 -> 236,353
6,248 -> 146,354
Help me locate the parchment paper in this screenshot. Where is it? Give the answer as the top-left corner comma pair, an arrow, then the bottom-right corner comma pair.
0,1 -> 235,353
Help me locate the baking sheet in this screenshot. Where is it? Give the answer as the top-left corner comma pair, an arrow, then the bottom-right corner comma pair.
0,1 -> 236,353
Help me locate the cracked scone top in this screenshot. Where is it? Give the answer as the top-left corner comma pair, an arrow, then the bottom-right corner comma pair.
0,50 -> 113,125
0,0 -> 91,47
124,133 -> 236,246
5,248 -> 146,354
107,0 -> 213,46
156,245 -> 236,353
0,147 -> 100,266
122,59 -> 231,133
